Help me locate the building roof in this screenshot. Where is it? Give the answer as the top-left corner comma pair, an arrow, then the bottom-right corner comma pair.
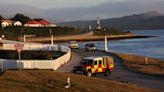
1,20 -> 13,23
26,20 -> 42,24
25,20 -> 57,27
39,20 -> 50,25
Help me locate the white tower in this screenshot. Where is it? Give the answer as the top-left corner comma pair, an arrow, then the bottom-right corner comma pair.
96,16 -> 101,30
89,25 -> 92,31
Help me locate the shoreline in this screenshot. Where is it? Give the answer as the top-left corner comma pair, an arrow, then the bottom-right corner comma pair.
113,52 -> 164,76
26,34 -> 156,43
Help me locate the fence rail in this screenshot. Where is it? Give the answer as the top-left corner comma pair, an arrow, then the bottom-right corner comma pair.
0,43 -> 71,70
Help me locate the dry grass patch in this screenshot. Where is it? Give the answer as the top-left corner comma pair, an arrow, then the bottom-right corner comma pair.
0,70 -> 159,92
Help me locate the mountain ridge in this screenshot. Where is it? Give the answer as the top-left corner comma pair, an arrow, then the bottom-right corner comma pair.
0,0 -> 164,22
59,11 -> 164,30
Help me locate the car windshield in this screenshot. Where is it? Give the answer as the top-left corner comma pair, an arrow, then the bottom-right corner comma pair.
70,41 -> 77,44
81,59 -> 93,65
86,43 -> 95,47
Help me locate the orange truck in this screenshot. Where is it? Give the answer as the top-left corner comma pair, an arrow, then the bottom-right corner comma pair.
73,56 -> 114,77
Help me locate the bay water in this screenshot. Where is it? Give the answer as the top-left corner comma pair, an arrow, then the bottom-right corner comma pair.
58,29 -> 164,60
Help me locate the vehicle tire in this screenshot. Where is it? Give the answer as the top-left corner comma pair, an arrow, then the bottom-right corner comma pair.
104,69 -> 111,76
73,70 -> 76,73
86,71 -> 92,77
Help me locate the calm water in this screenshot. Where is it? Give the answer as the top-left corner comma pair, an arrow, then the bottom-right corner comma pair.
58,29 -> 164,60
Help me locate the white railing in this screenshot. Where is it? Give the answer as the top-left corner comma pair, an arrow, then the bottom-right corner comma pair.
0,43 -> 71,70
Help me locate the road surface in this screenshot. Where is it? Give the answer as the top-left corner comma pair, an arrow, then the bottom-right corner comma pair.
57,49 -> 164,92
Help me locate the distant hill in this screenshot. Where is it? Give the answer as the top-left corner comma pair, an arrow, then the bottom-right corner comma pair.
59,11 -> 164,30
1,0 -> 164,22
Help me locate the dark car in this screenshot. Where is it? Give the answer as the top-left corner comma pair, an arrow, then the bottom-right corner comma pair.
85,43 -> 96,51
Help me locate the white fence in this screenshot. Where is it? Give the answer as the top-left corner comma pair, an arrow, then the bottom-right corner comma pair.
0,43 -> 71,70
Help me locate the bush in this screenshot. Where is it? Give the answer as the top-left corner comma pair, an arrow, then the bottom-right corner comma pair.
0,50 -> 65,60
1,26 -> 81,40
93,27 -> 128,36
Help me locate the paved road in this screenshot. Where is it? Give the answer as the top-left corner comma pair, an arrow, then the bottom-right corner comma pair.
57,49 -> 164,92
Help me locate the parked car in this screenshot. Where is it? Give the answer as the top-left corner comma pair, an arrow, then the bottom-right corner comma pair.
69,41 -> 79,49
85,43 -> 96,51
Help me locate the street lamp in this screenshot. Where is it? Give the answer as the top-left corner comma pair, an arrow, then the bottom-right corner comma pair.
49,29 -> 54,45
105,36 -> 108,52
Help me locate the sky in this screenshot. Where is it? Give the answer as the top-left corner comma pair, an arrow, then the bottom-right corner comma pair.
0,0 -> 164,22
0,0 -> 129,9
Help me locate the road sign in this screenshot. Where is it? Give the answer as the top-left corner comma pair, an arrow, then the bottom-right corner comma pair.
14,43 -> 24,53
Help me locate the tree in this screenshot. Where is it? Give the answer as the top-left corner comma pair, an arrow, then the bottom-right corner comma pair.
11,13 -> 31,24
33,18 -> 44,21
0,15 -> 4,20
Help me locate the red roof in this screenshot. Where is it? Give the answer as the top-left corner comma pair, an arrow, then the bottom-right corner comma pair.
39,20 -> 50,25
26,20 -> 42,24
25,20 -> 56,25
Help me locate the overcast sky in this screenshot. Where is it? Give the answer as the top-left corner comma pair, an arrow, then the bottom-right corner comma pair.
0,0 -> 133,9
0,0 -> 164,22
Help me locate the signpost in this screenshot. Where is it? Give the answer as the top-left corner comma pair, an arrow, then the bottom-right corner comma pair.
14,43 -> 24,70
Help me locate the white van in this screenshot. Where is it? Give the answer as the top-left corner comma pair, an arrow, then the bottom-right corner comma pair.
69,41 -> 79,49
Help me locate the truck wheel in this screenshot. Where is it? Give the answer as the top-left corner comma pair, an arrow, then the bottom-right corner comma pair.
104,69 -> 111,76
73,70 -> 76,73
86,71 -> 92,77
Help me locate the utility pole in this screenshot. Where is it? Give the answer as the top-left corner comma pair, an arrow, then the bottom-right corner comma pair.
105,36 -> 108,52
50,29 -> 54,45
23,34 -> 26,42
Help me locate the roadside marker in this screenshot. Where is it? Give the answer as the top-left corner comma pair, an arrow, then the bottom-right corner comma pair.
14,43 -> 24,70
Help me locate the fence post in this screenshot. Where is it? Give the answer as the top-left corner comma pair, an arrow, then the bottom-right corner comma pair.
145,57 -> 148,64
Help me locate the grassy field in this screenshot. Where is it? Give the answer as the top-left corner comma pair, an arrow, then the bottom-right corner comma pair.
115,53 -> 164,75
0,70 -> 158,92
0,26 -> 129,41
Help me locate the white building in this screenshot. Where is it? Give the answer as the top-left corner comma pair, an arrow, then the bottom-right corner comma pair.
1,20 -> 22,28
24,20 -> 43,27
24,20 -> 57,27
1,20 -> 13,28
14,21 -> 22,26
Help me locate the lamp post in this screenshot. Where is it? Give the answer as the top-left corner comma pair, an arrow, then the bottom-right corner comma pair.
50,29 -> 54,45
23,34 -> 26,42
104,28 -> 108,52
105,36 -> 108,52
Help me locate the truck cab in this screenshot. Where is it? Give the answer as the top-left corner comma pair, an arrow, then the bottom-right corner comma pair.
73,56 -> 114,77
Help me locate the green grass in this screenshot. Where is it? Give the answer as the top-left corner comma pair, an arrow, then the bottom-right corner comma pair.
0,26 -> 129,40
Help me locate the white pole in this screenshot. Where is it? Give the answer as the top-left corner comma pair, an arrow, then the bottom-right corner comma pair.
51,35 -> 54,45
105,36 -> 108,52
23,34 -> 26,42
19,52 -> 21,70
145,57 -> 148,64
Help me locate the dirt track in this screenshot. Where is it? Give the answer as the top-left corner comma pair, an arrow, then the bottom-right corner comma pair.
57,49 -> 164,92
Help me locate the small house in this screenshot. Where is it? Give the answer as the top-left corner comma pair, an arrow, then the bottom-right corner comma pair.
1,20 -> 13,28
14,21 -> 22,26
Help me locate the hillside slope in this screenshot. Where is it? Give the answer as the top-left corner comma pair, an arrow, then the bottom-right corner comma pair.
0,70 -> 158,92
59,11 -> 164,30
